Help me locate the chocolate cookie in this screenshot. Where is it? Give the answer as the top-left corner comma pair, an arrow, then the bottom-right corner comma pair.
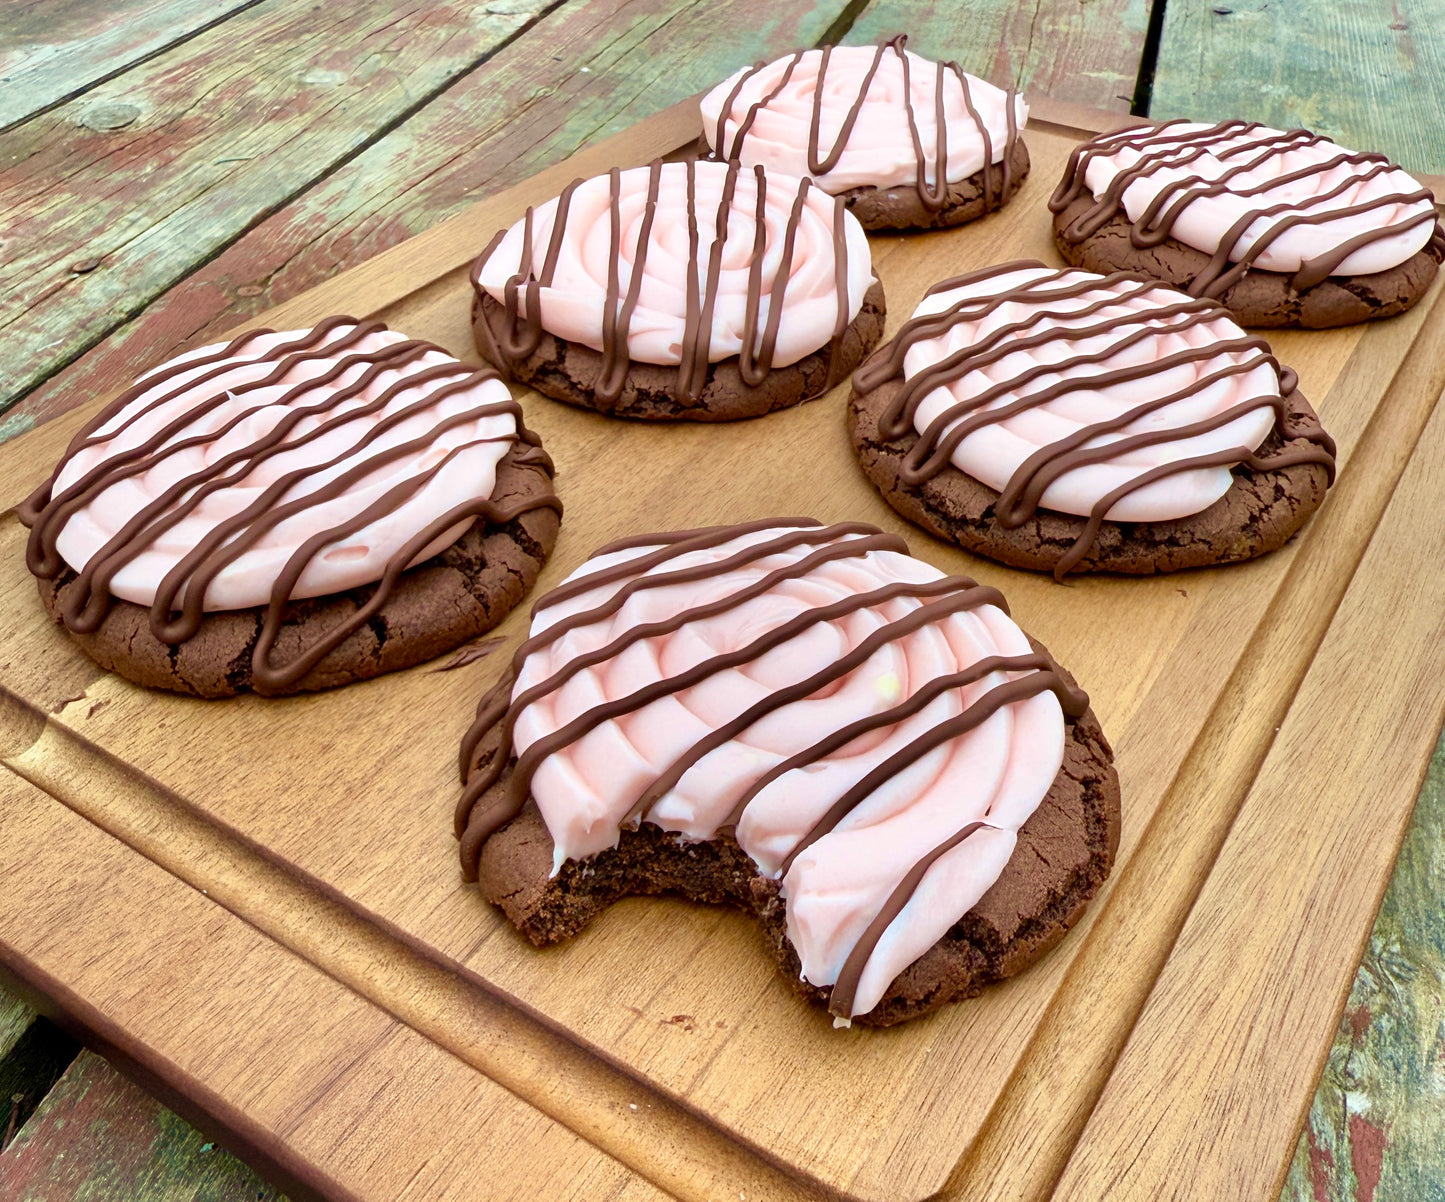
471,159 -> 884,421
848,263 -> 1336,577
21,319 -> 562,697
851,375 -> 1331,575
1051,120 -> 1445,329
836,137 -> 1029,232
472,280 -> 885,422
699,36 -> 1030,233
456,519 -> 1120,1027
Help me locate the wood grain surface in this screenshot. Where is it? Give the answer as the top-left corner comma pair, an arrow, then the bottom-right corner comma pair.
0,0 -> 262,131
1,0 -> 855,444
943,262 -> 1445,1202
0,0 -> 554,415
0,768 -> 667,1202
1051,380 -> 1445,1198
1151,0 -> 1445,174
845,0 -> 1152,112
1,97 -> 1442,1201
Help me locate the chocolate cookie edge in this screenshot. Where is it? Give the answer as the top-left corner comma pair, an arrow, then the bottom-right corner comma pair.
846,377 -> 1333,576
34,444 -> 561,698
472,279 -> 887,422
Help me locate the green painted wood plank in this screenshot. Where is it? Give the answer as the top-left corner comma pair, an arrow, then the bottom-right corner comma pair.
1280,722 -> 1445,1202
0,1050 -> 285,1201
0,988 -> 30,1062
0,0 -> 557,418
1151,0 -> 1445,174
0,1 -> 263,133
844,0 -> 1151,112
2,0 -> 854,442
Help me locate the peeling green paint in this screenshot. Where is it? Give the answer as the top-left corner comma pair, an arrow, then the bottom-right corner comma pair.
1283,724 -> 1445,1202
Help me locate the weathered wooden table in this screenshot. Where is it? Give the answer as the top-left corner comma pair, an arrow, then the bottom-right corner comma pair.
2,2 -> 1443,1199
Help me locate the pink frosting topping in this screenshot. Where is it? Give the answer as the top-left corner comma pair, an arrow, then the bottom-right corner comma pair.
904,265 -> 1282,521
49,322 -> 522,611
507,523 -> 1066,1020
699,42 -> 1027,193
1078,120 -> 1437,276
475,161 -> 871,369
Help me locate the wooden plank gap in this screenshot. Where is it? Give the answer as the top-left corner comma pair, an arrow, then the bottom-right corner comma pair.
1131,0 -> 1168,115
816,0 -> 878,45
0,1 -> 272,136
0,0 -> 569,418
0,1005 -> 80,1154
0,1050 -> 285,1201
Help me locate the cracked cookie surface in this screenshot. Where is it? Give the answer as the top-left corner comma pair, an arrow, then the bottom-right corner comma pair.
473,279 -> 887,421
849,378 -> 1332,575
37,443 -> 560,697
836,137 -> 1031,231
468,659 -> 1119,1027
1052,195 -> 1445,329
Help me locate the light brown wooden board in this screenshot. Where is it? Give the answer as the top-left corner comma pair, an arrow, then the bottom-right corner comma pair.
0,101 -> 1443,1201
1053,374 -> 1445,1199
0,767 -> 666,1202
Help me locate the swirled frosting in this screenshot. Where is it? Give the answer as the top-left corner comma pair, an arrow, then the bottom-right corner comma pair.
853,262 -> 1337,576
1051,120 -> 1439,290
700,37 -> 1027,202
457,519 -> 1088,1021
21,317 -> 561,690
472,159 -> 871,404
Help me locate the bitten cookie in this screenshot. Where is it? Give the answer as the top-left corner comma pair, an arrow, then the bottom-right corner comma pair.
471,159 -> 884,421
20,318 -> 562,697
1051,119 -> 1445,328
456,519 -> 1120,1027
700,36 -> 1030,231
848,262 -> 1336,577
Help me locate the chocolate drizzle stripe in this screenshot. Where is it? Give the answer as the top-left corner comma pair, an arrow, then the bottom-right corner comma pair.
851,264 -> 1336,577
455,518 -> 825,782
472,160 -> 856,407
250,444 -> 557,691
1057,439 -> 1332,577
521,524 -> 883,672
877,289 -> 1253,445
828,820 -> 989,1018
24,321 -> 561,689
75,365 -> 485,637
456,520 -> 1091,1017
709,35 -> 1021,214
459,531 -> 909,817
148,398 -> 513,643
40,351 -> 480,630
1048,119 -> 1442,295
773,666 -> 1082,879
22,320 -> 385,569
624,579 -> 1007,826
911,347 -> 1278,492
860,269 -> 1197,408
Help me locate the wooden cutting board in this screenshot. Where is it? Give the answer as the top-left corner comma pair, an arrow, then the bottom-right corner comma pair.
2,97 -> 1444,1202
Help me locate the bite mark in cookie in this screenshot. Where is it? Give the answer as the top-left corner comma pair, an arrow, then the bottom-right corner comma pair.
457,519 -> 1120,1026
